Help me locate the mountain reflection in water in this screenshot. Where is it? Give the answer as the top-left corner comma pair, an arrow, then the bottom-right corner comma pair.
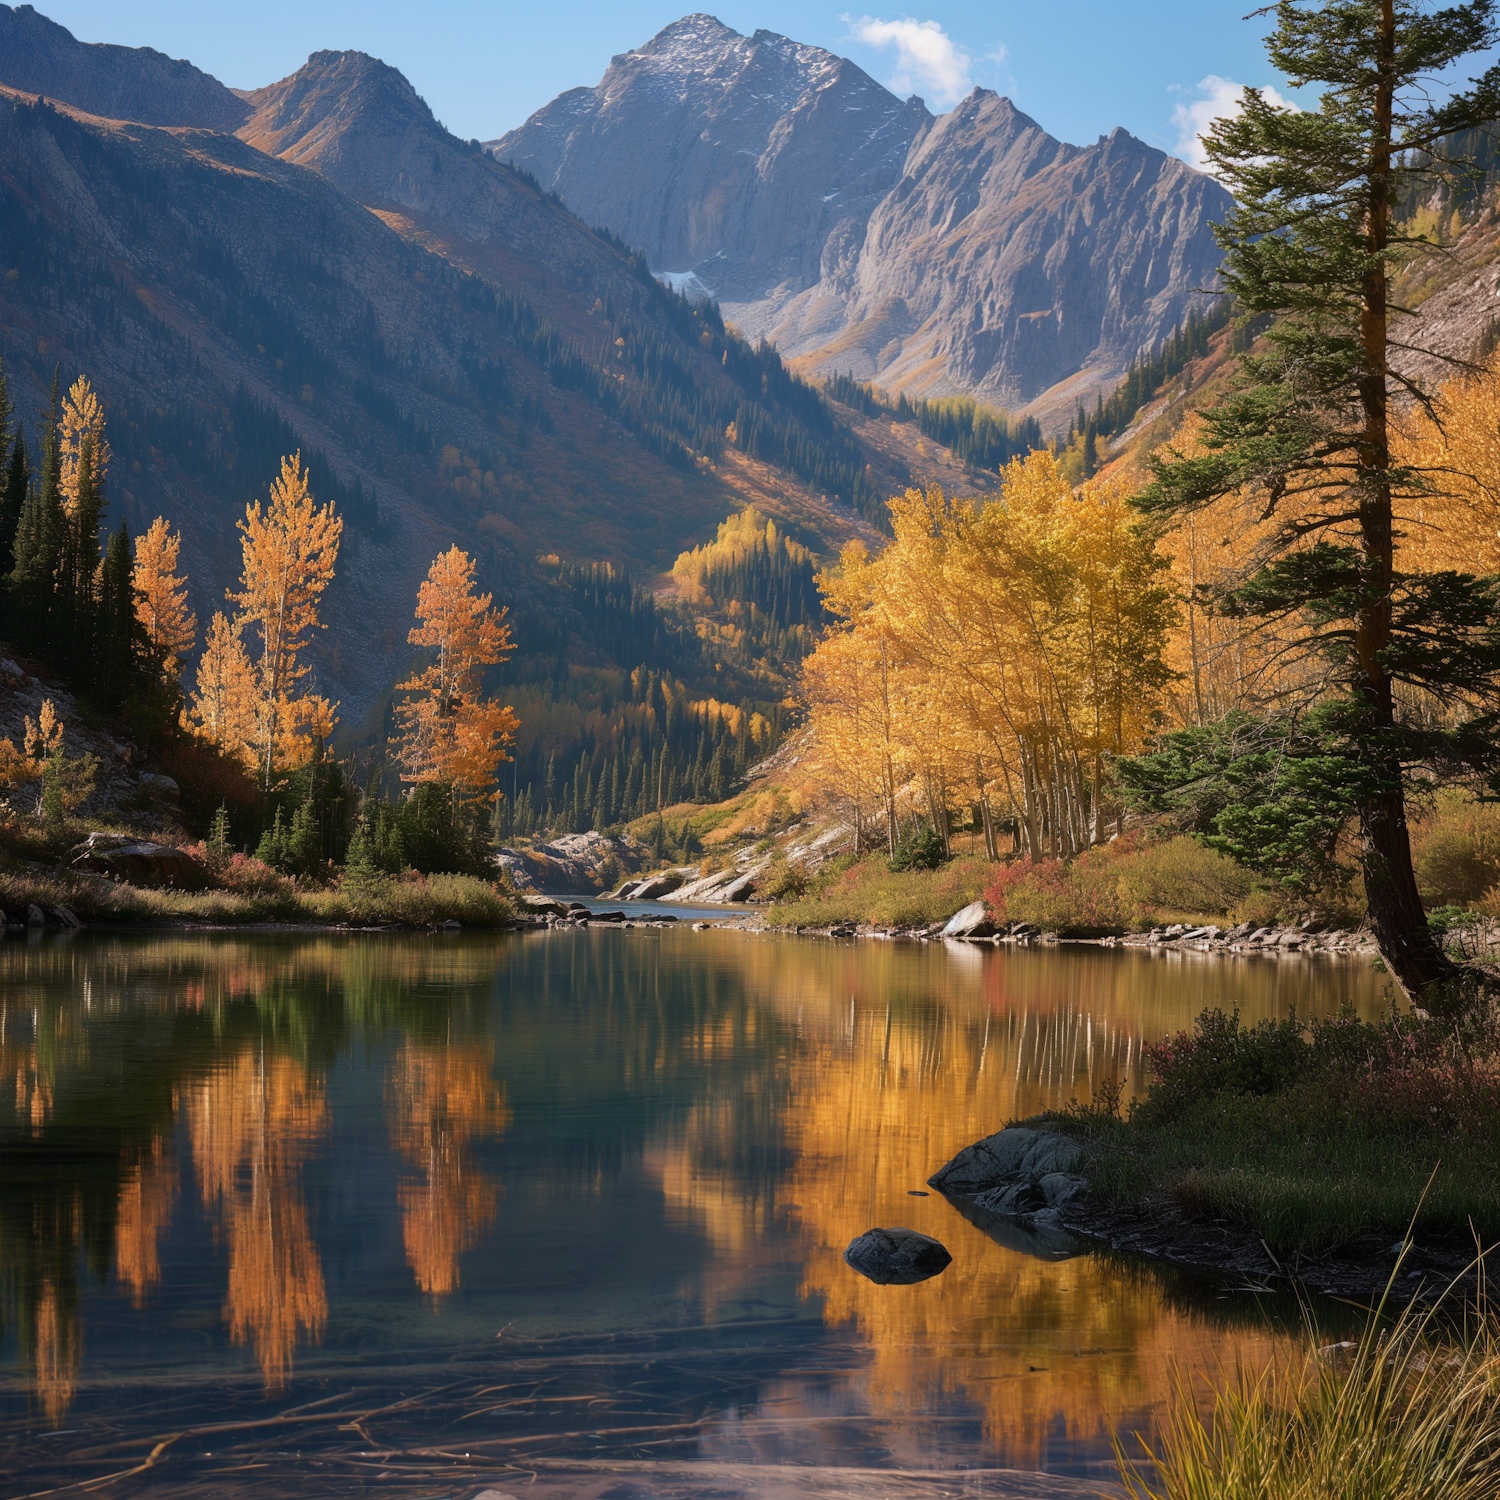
0,930 -> 1389,1493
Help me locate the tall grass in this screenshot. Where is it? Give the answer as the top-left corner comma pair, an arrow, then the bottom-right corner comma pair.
1119,1272 -> 1500,1499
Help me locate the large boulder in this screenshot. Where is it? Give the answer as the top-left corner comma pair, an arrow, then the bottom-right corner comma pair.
943,900 -> 996,939
631,872 -> 685,900
843,1227 -> 952,1285
518,894 -> 569,918
928,1127 -> 1088,1244
68,833 -> 208,889
929,1126 -> 1080,1195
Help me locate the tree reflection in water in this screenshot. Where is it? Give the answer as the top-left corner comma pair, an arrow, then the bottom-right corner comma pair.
388,1041 -> 510,1297
0,929 -> 1385,1485
188,1050 -> 328,1389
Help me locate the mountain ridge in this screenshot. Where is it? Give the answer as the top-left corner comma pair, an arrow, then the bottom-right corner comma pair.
0,77 -> 885,724
496,16 -> 1234,431
0,2 -> 249,129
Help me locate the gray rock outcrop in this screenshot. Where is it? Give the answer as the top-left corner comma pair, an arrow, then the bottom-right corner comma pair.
68,833 -> 208,889
615,871 -> 687,900
929,1126 -> 1087,1236
942,900 -> 995,939
843,1226 -> 952,1285
495,833 -> 649,895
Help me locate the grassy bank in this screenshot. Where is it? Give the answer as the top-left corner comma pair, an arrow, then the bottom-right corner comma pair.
1049,1002 -> 1500,1255
764,833 -> 1296,933
765,853 -> 990,928
1,866 -> 514,928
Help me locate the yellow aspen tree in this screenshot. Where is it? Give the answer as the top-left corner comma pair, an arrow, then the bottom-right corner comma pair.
396,546 -> 519,803
133,517 -> 197,677
58,375 -> 110,514
229,454 -> 342,786
799,455 -> 1175,861
188,611 -> 259,759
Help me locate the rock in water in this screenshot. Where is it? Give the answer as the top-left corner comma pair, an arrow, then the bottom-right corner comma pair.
843,1227 -> 952,1285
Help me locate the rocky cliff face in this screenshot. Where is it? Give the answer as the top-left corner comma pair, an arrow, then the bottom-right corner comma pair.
770,94 -> 1234,428
497,17 -> 1234,430
0,2 -> 249,130
491,14 -> 929,306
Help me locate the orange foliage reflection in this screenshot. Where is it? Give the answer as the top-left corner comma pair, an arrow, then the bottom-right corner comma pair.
641,932 -> 1357,1468
115,1138 -> 178,1308
187,1050 -> 328,1389
32,1278 -> 79,1425
387,1041 -> 510,1297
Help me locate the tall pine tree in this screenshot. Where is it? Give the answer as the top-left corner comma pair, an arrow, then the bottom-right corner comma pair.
0,431 -> 27,582
96,522 -> 140,710
1135,0 -> 1500,1001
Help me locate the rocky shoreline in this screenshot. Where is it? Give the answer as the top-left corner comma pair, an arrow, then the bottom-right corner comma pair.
766,907 -> 1381,956
929,1125 -> 1477,1301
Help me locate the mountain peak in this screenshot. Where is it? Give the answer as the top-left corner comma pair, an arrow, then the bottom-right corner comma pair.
649,13 -> 741,45
240,50 -> 433,163
494,16 -> 927,302
0,1 -> 248,129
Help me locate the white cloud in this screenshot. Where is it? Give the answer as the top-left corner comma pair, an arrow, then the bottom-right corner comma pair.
1172,75 -> 1297,172
844,15 -> 976,109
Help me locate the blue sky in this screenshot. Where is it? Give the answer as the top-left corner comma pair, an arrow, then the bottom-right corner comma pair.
9,1 -> 1375,160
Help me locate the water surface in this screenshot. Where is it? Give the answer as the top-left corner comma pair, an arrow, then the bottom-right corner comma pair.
0,929 -> 1391,1496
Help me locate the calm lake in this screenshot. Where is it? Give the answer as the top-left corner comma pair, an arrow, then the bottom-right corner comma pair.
0,929 -> 1392,1499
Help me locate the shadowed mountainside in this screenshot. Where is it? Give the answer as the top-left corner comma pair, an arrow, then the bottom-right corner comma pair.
0,9 -> 961,726
0,3 -> 249,129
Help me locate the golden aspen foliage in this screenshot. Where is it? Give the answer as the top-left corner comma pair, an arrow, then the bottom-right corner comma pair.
57,375 -> 109,514
23,699 -> 64,762
132,517 -> 197,677
396,546 -> 518,803
800,453 -> 1176,859
1396,354 -> 1500,576
228,454 -> 342,785
188,611 -> 259,760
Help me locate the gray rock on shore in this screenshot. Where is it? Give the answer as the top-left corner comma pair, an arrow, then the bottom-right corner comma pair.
68,833 -> 208,889
942,900 -> 996,939
843,1227 -> 953,1285
929,1126 -> 1087,1233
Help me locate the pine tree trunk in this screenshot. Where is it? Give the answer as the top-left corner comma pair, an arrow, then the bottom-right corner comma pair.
1356,0 -> 1454,1000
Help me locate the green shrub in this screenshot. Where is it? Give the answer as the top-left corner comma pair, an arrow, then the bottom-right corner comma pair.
0,866 -> 510,928
362,783 -> 492,876
889,828 -> 947,872
1112,836 -> 1257,918
760,856 -> 808,901
984,835 -> 1279,934
1134,1007 -> 1313,1124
